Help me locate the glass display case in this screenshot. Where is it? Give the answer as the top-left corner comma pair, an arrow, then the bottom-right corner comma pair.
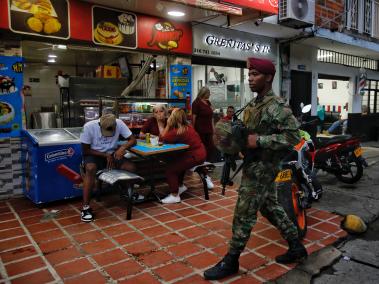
98,96 -> 188,130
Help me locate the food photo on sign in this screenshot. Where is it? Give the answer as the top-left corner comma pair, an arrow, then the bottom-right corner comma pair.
170,64 -> 191,107
0,56 -> 23,137
9,0 -> 69,39
92,6 -> 137,49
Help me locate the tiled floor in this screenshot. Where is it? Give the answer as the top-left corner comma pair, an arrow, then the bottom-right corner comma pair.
0,174 -> 347,283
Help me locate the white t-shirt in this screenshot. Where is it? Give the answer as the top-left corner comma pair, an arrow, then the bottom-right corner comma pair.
80,119 -> 132,153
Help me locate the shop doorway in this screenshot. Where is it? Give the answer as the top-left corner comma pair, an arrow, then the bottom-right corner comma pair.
290,70 -> 312,117
317,74 -> 350,119
192,64 -> 246,115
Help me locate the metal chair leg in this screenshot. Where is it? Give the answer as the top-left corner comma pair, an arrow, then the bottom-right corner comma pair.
198,171 -> 209,200
95,180 -> 102,202
125,184 -> 134,220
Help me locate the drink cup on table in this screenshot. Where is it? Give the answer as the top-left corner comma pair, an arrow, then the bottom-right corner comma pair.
150,136 -> 159,146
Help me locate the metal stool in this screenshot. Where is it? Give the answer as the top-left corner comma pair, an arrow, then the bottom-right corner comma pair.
190,162 -> 216,200
96,169 -> 144,220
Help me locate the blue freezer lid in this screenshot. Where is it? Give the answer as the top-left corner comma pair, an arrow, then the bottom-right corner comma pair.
24,129 -> 79,146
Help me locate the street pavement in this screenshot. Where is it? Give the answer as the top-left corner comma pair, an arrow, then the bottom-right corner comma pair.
210,140 -> 379,284
310,142 -> 379,284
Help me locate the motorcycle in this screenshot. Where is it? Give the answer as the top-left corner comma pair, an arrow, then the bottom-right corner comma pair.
276,118 -> 323,239
313,135 -> 367,184
300,104 -> 367,184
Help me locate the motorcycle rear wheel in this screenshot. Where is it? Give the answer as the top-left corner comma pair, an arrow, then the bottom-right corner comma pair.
277,179 -> 307,239
335,154 -> 363,184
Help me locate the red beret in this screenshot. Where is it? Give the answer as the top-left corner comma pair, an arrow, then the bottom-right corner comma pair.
247,57 -> 276,75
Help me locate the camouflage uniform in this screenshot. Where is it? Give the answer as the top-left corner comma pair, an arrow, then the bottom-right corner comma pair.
229,90 -> 301,253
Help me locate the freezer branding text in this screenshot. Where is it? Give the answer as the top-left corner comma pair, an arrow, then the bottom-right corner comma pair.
45,148 -> 75,162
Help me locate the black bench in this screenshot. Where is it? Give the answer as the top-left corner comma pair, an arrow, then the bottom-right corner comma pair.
96,170 -> 144,220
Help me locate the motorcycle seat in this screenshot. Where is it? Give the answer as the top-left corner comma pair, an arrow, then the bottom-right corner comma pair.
315,135 -> 352,148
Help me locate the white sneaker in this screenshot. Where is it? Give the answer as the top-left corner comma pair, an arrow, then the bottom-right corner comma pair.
205,175 -> 214,189
178,184 -> 188,195
161,194 -> 181,204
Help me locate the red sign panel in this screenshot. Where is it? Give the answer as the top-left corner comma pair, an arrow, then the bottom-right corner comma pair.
0,0 -> 9,30
137,15 -> 192,55
69,0 -> 92,41
222,0 -> 278,15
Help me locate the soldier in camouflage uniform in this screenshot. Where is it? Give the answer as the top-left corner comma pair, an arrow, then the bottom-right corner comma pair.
204,58 -> 308,281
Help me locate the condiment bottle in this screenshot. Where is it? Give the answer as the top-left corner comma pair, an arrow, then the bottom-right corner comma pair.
146,133 -> 150,144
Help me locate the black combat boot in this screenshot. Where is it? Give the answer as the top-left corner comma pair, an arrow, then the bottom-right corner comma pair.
276,239 -> 308,264
203,251 -> 240,280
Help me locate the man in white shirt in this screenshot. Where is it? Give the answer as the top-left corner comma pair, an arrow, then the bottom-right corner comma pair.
80,113 -> 136,222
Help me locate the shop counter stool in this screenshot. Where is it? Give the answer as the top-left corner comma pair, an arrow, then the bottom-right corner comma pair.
189,162 -> 216,200
96,169 -> 144,220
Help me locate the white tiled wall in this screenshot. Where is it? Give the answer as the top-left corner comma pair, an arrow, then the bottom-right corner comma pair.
23,64 -> 76,128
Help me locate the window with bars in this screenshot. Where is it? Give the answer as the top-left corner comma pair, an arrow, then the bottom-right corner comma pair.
362,79 -> 379,113
317,49 -> 378,71
345,0 -> 375,34
364,0 -> 372,34
346,0 -> 359,31
373,1 -> 379,38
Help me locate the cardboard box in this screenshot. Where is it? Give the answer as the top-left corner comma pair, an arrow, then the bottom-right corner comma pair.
96,65 -> 121,78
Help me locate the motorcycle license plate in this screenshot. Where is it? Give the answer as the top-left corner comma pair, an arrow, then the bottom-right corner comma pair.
354,147 -> 363,157
275,169 -> 292,182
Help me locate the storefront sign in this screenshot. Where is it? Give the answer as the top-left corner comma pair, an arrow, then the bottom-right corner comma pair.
170,65 -> 192,102
138,15 -> 192,55
221,0 -> 278,14
92,6 -> 137,49
0,56 -> 23,138
193,24 -> 276,61
8,0 -> 70,39
204,34 -> 271,53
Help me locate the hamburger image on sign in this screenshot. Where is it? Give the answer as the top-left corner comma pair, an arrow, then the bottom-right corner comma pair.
94,21 -> 123,45
148,22 -> 183,50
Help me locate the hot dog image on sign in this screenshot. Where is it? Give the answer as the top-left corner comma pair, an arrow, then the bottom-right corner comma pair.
92,6 -> 137,49
148,21 -> 183,51
9,0 -> 69,39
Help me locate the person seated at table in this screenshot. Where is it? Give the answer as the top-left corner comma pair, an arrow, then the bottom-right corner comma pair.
80,113 -> 136,222
160,108 -> 206,204
140,104 -> 168,138
326,114 -> 347,135
223,106 -> 235,121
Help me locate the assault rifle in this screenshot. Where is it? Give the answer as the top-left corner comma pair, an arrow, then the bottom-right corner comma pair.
221,153 -> 238,195
220,103 -> 250,195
